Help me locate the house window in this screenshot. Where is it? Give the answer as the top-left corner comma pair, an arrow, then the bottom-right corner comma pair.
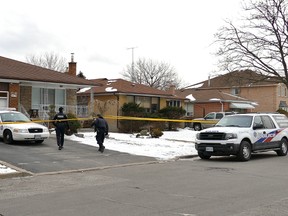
135,96 -> 151,112
55,89 -> 65,105
32,87 -> 66,109
278,85 -> 287,97
185,103 -> 193,116
151,97 -> 159,113
0,91 -> 8,108
128,96 -> 159,113
167,100 -> 181,107
231,88 -> 240,95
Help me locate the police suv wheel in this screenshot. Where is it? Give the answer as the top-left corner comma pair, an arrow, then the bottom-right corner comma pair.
198,151 -> 211,160
237,141 -> 251,161
276,138 -> 288,156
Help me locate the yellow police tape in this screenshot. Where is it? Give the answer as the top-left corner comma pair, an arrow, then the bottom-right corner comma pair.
3,115 -> 216,125
0,116 -> 217,124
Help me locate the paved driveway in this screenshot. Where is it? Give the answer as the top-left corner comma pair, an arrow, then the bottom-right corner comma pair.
0,136 -> 157,175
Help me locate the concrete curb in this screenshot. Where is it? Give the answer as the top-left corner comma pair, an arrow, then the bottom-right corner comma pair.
0,160 -> 33,179
177,154 -> 198,159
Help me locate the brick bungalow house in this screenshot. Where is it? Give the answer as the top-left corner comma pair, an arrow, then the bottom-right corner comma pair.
178,70 -> 288,118
176,88 -> 256,118
0,55 -> 97,119
77,79 -> 185,131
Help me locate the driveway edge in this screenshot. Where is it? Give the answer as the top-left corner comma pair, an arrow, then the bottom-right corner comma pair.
0,160 -> 33,179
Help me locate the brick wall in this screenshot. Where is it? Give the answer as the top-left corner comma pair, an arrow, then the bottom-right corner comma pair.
68,62 -> 76,76
66,89 -> 77,113
9,83 -> 20,110
194,102 -> 230,118
222,86 -> 279,112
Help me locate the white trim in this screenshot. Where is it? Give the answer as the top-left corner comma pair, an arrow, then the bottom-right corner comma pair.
230,103 -> 255,109
20,80 -> 93,89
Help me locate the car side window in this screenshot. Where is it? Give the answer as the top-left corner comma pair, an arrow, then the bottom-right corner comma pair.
253,116 -> 264,129
215,113 -> 224,119
205,113 -> 215,119
262,116 -> 276,129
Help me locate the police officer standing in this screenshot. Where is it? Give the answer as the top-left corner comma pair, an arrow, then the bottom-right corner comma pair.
91,114 -> 109,153
53,107 -> 70,150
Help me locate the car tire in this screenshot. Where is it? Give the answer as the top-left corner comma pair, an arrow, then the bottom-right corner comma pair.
3,130 -> 13,144
276,138 -> 288,156
237,141 -> 251,161
193,123 -> 202,131
198,151 -> 211,160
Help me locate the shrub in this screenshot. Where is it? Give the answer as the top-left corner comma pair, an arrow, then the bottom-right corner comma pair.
277,109 -> 288,116
159,106 -> 186,130
66,113 -> 82,134
120,103 -> 147,133
150,128 -> 163,138
82,119 -> 94,128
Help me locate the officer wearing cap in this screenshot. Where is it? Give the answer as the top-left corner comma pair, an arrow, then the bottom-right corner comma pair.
91,114 -> 109,153
53,107 -> 70,150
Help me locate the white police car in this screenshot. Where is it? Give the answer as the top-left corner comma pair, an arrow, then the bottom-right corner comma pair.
195,113 -> 288,161
0,110 -> 49,144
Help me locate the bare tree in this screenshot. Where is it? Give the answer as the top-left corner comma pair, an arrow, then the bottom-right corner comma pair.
121,58 -> 182,90
26,52 -> 67,72
215,0 -> 288,87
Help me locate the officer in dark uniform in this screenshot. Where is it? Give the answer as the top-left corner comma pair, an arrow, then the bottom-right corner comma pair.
53,107 -> 70,150
91,114 -> 109,153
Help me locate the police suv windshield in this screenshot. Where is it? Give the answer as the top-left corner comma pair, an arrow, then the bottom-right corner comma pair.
215,115 -> 253,128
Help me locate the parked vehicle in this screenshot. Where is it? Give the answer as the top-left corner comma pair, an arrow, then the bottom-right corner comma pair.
0,110 -> 50,144
195,113 -> 288,161
192,112 -> 236,131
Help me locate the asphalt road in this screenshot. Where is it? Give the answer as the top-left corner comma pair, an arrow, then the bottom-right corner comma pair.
0,136 -> 157,174
1,137 -> 288,216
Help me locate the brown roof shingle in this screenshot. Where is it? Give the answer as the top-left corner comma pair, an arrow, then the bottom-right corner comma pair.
190,70 -> 279,89
0,56 -> 97,86
80,78 -> 182,98
176,88 -> 251,103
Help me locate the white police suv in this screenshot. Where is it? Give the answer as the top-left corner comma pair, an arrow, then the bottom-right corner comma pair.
195,113 -> 288,161
0,110 -> 49,144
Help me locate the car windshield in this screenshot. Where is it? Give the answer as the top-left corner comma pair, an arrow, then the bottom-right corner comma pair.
0,112 -> 31,123
215,115 -> 253,128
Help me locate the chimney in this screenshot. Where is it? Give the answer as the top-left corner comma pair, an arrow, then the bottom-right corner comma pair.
169,85 -> 176,95
68,53 -> 77,76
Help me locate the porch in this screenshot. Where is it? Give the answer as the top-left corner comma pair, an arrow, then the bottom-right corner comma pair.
20,104 -> 91,125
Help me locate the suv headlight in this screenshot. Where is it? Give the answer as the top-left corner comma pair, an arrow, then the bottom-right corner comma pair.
225,133 -> 237,140
13,128 -> 29,133
196,133 -> 200,139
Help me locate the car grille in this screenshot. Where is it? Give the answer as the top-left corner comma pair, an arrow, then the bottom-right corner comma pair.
28,128 -> 43,133
199,132 -> 226,140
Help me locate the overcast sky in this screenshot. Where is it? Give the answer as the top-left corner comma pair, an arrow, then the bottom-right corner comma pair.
0,0 -> 243,86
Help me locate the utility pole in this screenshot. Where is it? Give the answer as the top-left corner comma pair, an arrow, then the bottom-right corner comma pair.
127,47 -> 137,74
